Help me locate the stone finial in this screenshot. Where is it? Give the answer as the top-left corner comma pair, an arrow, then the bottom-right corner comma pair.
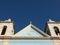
4,18 -> 12,22
48,18 -> 55,22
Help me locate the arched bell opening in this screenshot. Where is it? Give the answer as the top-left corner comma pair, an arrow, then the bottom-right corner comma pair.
54,26 -> 60,35
1,26 -> 7,35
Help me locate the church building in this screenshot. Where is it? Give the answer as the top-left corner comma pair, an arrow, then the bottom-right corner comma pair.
0,19 -> 60,45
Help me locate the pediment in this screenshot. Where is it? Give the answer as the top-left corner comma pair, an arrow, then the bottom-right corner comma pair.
15,24 -> 49,37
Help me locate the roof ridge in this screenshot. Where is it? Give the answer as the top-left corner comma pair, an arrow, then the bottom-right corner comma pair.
31,24 -> 49,37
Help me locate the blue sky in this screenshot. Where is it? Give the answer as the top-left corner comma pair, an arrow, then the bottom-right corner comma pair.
0,0 -> 60,33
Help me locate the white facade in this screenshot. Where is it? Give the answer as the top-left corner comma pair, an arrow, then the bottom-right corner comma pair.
0,19 -> 60,45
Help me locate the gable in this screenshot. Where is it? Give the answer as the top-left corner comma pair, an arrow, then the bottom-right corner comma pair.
15,24 -> 49,37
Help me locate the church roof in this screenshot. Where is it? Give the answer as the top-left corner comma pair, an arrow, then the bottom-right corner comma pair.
15,23 -> 49,37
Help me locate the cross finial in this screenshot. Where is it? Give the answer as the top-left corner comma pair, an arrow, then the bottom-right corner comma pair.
30,21 -> 32,24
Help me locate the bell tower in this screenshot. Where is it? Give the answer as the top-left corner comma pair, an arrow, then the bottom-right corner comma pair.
45,19 -> 60,37
0,19 -> 14,36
